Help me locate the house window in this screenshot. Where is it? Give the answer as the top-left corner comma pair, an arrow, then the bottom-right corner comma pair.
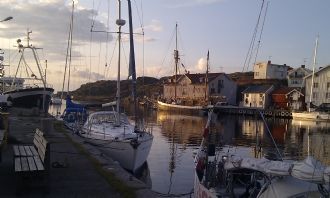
255,72 -> 259,76
326,92 -> 330,99
246,93 -> 249,97
259,94 -> 263,98
259,101 -> 263,106
211,88 -> 215,94
217,80 -> 223,93
313,82 -> 319,88
327,82 -> 330,89
313,92 -> 318,99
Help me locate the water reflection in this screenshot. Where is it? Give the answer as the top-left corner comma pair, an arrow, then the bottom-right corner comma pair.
49,104 -> 330,195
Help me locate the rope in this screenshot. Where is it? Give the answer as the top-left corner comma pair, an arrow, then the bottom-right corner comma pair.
153,189 -> 194,197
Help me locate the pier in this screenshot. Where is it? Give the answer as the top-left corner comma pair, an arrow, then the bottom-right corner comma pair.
0,108 -> 156,197
214,106 -> 292,118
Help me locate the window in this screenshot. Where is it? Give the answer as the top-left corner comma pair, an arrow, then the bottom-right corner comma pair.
327,82 -> 330,89
313,92 -> 318,99
326,92 -> 330,99
246,93 -> 249,97
259,101 -> 263,106
218,80 -> 223,93
313,82 -> 319,88
255,72 -> 259,76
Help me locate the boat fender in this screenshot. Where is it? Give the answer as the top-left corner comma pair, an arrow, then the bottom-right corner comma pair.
203,127 -> 209,138
196,157 -> 206,181
130,139 -> 140,149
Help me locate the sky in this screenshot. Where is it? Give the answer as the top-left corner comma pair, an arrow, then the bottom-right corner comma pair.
0,0 -> 329,92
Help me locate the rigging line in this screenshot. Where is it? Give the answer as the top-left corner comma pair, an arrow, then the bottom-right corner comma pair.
242,0 -> 265,72
105,38 -> 118,78
253,0 -> 269,67
67,0 -> 75,94
258,110 -> 283,161
61,0 -> 74,100
104,0 -> 110,69
97,38 -> 103,81
121,41 -> 129,78
160,25 -> 176,68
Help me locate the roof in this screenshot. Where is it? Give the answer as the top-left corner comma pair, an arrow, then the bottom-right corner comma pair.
164,72 -> 232,85
304,64 -> 330,79
272,87 -> 304,96
288,66 -> 312,77
242,85 -> 273,94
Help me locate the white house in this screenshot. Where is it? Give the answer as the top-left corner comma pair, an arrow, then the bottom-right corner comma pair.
304,65 -> 330,107
242,85 -> 274,109
254,61 -> 289,80
287,65 -> 312,88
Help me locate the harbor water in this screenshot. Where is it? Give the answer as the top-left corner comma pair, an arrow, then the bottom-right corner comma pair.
49,103 -> 330,196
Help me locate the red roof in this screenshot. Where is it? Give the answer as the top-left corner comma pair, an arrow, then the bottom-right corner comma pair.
272,87 -> 302,95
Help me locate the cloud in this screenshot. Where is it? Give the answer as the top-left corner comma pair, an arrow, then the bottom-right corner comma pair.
194,57 -> 207,72
143,20 -> 163,32
167,0 -> 226,8
0,0 -> 110,63
72,69 -> 105,81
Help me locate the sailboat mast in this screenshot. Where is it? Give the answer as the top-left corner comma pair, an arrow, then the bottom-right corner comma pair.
174,23 -> 179,100
309,35 -> 318,112
127,0 -> 138,127
116,0 -> 125,124
204,50 -> 209,102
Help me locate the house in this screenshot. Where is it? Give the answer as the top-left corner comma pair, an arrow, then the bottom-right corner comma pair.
304,65 -> 330,107
287,65 -> 312,88
241,85 -> 274,109
163,73 -> 237,105
254,61 -> 289,80
271,87 -> 305,110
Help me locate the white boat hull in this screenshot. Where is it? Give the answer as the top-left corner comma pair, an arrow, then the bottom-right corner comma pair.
292,111 -> 330,121
81,132 -> 153,172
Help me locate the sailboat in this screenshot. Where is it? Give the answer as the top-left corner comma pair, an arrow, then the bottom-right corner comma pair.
3,30 -> 54,112
157,29 -> 212,113
78,0 -> 153,172
292,36 -> 330,121
194,111 -> 330,198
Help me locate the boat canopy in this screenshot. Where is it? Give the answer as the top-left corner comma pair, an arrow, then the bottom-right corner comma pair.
223,155 -> 330,184
66,95 -> 85,109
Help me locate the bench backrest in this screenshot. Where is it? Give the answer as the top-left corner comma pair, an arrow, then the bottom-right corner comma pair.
33,128 -> 49,163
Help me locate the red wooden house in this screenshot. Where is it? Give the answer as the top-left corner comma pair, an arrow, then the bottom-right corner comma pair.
271,87 -> 305,110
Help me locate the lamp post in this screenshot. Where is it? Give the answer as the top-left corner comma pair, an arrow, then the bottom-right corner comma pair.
0,16 -> 13,23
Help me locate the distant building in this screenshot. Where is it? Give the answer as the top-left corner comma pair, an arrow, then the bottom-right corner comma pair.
254,61 -> 289,80
304,65 -> 330,107
287,65 -> 312,88
163,73 -> 237,105
241,85 -> 274,109
272,87 -> 305,110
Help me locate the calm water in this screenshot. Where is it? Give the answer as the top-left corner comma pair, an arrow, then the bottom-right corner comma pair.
49,103 -> 330,196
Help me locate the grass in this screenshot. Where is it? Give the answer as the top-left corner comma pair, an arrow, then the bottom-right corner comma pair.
53,121 -> 137,198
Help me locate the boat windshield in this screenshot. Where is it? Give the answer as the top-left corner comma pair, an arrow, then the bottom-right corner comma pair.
88,112 -> 130,125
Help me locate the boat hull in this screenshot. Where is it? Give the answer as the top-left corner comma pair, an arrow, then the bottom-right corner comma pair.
81,132 -> 153,172
157,101 -> 210,115
292,111 -> 330,121
4,87 -> 54,111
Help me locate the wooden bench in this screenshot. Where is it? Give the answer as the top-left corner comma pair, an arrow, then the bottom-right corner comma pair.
13,128 -> 50,191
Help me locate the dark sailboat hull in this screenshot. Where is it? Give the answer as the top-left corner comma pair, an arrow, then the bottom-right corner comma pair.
5,87 -> 54,111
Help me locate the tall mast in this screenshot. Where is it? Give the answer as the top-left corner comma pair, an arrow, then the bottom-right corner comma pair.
127,0 -> 138,127
309,35 -> 318,112
116,0 -> 125,125
204,50 -> 209,102
174,23 -> 179,100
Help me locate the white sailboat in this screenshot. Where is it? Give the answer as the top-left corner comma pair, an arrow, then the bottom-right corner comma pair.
292,36 -> 330,121
79,0 -> 153,172
193,111 -> 330,198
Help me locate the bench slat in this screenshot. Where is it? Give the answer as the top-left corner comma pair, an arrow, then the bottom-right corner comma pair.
24,146 -> 33,156
30,146 -> 38,156
33,156 -> 44,171
13,145 -> 20,156
27,157 -> 37,171
18,146 -> 27,156
20,157 -> 29,171
14,157 -> 22,172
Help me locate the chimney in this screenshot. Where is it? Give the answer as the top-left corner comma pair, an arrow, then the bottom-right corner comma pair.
284,64 -> 286,66
301,65 -> 305,68
267,60 -> 271,64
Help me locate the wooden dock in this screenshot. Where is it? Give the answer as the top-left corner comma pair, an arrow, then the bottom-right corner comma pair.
213,106 -> 292,118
